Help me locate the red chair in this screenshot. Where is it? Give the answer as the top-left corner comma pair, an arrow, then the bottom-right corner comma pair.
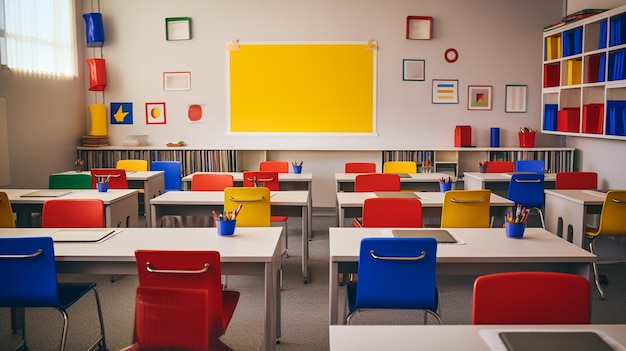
345,162 -> 377,173
472,272 -> 590,324
90,168 -> 128,189
131,250 -> 239,351
361,197 -> 422,228
485,161 -> 514,173
556,172 -> 598,189
354,173 -> 401,192
41,199 -> 105,228
259,161 -> 289,173
191,173 -> 234,191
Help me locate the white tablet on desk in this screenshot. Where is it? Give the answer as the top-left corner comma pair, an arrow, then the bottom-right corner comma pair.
20,190 -> 72,197
51,229 -> 120,243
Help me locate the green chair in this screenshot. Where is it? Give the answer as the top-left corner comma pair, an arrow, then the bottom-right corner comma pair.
48,173 -> 92,189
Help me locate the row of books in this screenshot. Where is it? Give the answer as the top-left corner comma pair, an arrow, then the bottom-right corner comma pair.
489,151 -> 573,173
562,27 -> 583,57
544,103 -> 606,134
606,100 -> 626,136
382,150 -> 435,165
608,49 -> 626,81
609,13 -> 626,47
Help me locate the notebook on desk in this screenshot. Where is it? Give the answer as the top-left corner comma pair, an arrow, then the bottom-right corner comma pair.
392,229 -> 457,243
20,190 -> 72,197
51,229 -> 119,243
374,192 -> 419,198
499,331 -> 614,351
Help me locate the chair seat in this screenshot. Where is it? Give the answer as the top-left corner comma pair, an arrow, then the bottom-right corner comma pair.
221,290 -> 240,330
271,215 -> 288,222
347,282 -> 439,313
57,282 -> 98,309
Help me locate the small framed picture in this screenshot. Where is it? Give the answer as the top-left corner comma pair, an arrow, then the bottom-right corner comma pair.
432,79 -> 459,104
402,59 -> 425,81
163,71 -> 191,91
467,85 -> 493,110
145,102 -> 166,124
505,84 -> 528,113
165,17 -> 191,41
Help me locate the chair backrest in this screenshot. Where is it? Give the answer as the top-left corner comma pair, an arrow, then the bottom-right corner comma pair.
361,197 -> 423,228
352,237 -> 437,311
0,191 -> 15,228
48,173 -> 92,189
441,190 -> 492,228
41,199 -> 105,228
116,159 -> 148,172
191,173 -> 234,191
223,187 -> 271,227
507,173 -> 545,208
259,161 -> 289,173
383,161 -> 417,174
514,160 -> 545,173
472,272 -> 590,324
243,171 -> 280,191
134,250 -> 225,340
0,236 -> 60,307
485,161 -> 514,173
345,162 -> 377,173
555,172 -> 598,189
354,173 -> 401,192
150,161 -> 182,191
591,190 -> 626,237
90,168 -> 128,189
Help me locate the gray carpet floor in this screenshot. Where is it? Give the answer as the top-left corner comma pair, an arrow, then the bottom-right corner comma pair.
2,213 -> 626,350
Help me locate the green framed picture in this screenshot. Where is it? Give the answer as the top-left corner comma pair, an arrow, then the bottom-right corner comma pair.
165,17 -> 191,41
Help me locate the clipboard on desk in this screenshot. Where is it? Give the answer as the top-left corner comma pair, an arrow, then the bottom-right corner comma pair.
21,190 -> 72,197
374,192 -> 419,198
51,229 -> 120,243
392,229 -> 457,243
499,331 -> 614,351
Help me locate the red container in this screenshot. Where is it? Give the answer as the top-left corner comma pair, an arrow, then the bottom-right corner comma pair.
454,125 -> 472,147
557,107 -> 581,132
518,131 -> 536,148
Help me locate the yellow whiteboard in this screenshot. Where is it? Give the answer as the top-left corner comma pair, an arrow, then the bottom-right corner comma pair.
229,42 -> 376,133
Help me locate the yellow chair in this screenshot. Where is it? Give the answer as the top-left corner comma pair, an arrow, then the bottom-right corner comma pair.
585,190 -> 626,300
0,191 -> 15,228
441,190 -> 492,228
116,159 -> 148,172
223,187 -> 271,227
383,161 -> 417,173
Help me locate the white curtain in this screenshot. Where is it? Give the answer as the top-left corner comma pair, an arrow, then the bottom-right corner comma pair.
3,0 -> 77,79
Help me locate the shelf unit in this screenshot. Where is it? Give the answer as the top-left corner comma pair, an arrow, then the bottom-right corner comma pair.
382,147 -> 575,178
541,5 -> 626,139
77,146 -> 239,176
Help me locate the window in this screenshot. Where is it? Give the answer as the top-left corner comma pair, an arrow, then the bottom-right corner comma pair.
0,0 -> 77,79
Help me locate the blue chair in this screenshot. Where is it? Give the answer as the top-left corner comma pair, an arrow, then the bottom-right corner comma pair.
0,236 -> 107,351
345,237 -> 441,325
507,173 -> 546,228
151,161 -> 182,191
514,160 -> 545,173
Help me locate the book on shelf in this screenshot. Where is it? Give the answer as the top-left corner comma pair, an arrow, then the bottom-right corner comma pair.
566,60 -> 582,85
582,104 -> 604,134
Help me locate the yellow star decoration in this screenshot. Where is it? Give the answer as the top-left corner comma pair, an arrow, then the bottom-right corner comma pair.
113,105 -> 129,122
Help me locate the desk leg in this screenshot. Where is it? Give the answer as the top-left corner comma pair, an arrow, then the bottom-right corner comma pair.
545,194 -> 587,247
329,262 -> 339,325
338,208 -> 345,227
106,195 -> 139,228
302,205 -> 309,283
143,176 -> 164,228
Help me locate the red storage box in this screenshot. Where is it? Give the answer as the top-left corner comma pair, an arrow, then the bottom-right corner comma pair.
518,131 -> 536,148
454,125 -> 472,147
582,104 -> 604,134
87,58 -> 107,92
557,107 -> 581,132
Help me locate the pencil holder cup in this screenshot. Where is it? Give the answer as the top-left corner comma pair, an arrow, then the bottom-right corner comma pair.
518,131 -> 536,148
292,165 -> 302,174
97,182 -> 109,192
439,182 -> 452,192
505,222 -> 526,239
479,165 -> 488,173
217,220 -> 236,236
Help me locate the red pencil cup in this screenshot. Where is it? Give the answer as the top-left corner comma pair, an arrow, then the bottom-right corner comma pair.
518,131 -> 536,148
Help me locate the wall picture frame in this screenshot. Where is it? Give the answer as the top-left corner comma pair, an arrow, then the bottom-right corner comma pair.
467,85 -> 492,110
505,84 -> 528,113
402,59 -> 425,81
432,79 -> 459,104
165,17 -> 191,41
145,102 -> 166,124
406,16 -> 433,40
163,71 -> 191,91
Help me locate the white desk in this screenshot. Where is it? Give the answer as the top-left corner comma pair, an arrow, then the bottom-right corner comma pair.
0,227 -> 282,351
2,189 -> 139,228
335,172 -> 452,192
150,190 -> 312,282
329,325 -> 626,351
182,172 -> 313,239
56,170 -> 165,225
544,189 -> 605,247
328,227 -> 596,325
464,172 -> 557,196
335,191 -> 513,227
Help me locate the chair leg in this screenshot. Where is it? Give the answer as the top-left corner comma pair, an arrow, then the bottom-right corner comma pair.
536,207 -> 546,229
589,240 -> 605,300
284,221 -> 288,258
92,288 -> 108,351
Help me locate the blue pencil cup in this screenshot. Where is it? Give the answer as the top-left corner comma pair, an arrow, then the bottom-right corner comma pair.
505,222 -> 526,238
439,182 -> 452,192
292,165 -> 302,174
97,182 -> 109,192
217,220 -> 236,236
